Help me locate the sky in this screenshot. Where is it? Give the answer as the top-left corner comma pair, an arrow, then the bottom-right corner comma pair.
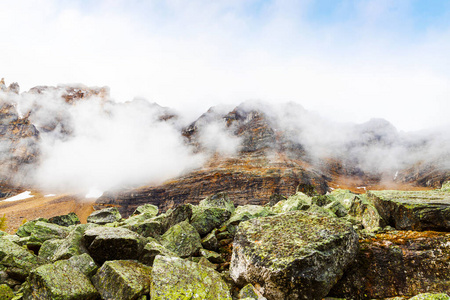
1,0 -> 449,131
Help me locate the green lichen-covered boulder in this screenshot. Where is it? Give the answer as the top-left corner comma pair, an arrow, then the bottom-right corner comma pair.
66,253 -> 98,277
0,238 -> 46,281
151,255 -> 232,299
199,192 -> 235,213
132,203 -> 159,217
15,218 -> 48,238
48,212 -> 80,227
38,239 -> 63,261
83,227 -> 146,264
23,260 -> 99,300
160,220 -> 202,258
348,194 -> 384,231
329,231 -> 450,299
327,189 -> 358,210
29,221 -> 70,244
124,220 -> 162,239
409,293 -> 450,300
271,192 -> 311,213
50,225 -> 90,261
368,190 -> 450,231
92,260 -> 152,300
238,283 -> 260,299
226,205 -> 273,226
324,201 -> 348,218
201,229 -> 219,251
200,248 -> 224,264
139,240 -> 178,266
191,206 -> 232,237
152,204 -> 193,234
230,211 -> 359,300
0,284 -> 14,300
87,207 -> 122,225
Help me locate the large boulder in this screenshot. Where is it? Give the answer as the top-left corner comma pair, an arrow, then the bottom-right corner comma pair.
0,238 -> 45,281
190,206 -> 232,237
329,231 -> 450,299
48,212 -> 81,227
23,260 -> 99,300
160,220 -> 202,258
347,194 -> 384,231
151,255 -> 232,299
92,260 -> 152,300
152,204 -> 193,234
230,211 -> 359,300
271,192 -> 311,213
83,227 -> 146,264
139,240 -> 178,266
368,190 -> 450,231
131,203 -> 159,217
87,207 -> 122,225
226,205 -> 273,226
199,192 -> 235,214
29,221 -> 70,244
15,218 -> 48,237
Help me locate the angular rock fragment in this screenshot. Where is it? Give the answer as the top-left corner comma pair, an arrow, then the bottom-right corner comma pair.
124,220 -> 162,239
23,260 -> 99,300
199,192 -> 235,213
230,211 -> 359,300
139,240 -> 178,266
132,203 -> 159,217
329,231 -> 450,299
87,207 -> 122,225
238,283 -> 260,299
0,284 -> 14,300
151,255 -> 232,299
202,229 -> 219,251
271,192 -> 311,213
152,204 -> 193,234
191,206 -> 231,236
29,221 -> 70,244
92,260 -> 152,300
226,205 -> 273,226
409,293 -> 450,300
48,212 -> 80,227
15,218 -> 48,237
369,190 -> 450,231
83,227 -> 146,264
66,253 -> 98,277
160,220 -> 202,257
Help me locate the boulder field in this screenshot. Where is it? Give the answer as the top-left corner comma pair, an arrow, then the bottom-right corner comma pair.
0,188 -> 449,299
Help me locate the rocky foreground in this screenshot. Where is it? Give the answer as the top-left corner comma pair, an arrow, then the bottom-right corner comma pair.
0,187 -> 450,299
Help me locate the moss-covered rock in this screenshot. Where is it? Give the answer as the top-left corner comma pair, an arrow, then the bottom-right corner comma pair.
124,220 -> 162,239
230,210 -> 359,300
0,284 -> 14,300
348,194 -> 384,231
23,260 -> 99,300
48,212 -> 80,227
29,221 -> 70,244
151,255 -> 232,299
329,231 -> 450,299
152,204 -> 193,234
238,283 -> 260,299
51,225 -> 89,261
87,207 -> 122,225
38,239 -> 63,261
271,192 -> 311,213
200,248 -> 224,264
160,220 -> 202,258
15,218 -> 48,238
368,190 -> 450,231
132,204 -> 159,217
191,206 -> 232,237
65,253 -> 98,277
328,189 -> 358,210
324,201 -> 348,218
0,238 -> 46,281
226,205 -> 273,226
139,240 -> 178,266
199,192 -> 235,214
202,229 -> 219,251
83,227 -> 146,264
409,293 -> 450,300
92,260 -> 152,300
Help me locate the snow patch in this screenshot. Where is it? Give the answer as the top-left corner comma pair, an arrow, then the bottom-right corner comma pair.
3,191 -> 34,202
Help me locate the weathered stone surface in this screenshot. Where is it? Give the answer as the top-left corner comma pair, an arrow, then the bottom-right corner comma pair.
327,189 -> 357,210
23,260 -> 99,300
409,293 -> 450,300
160,220 -> 202,258
48,212 -> 80,227
202,229 -> 219,251
369,190 -> 450,231
227,205 -> 273,225
230,211 -> 359,300
92,260 -> 152,300
151,255 -> 232,299
15,218 -> 48,238
38,239 -> 63,261
87,207 -> 122,225
124,220 -> 162,239
324,201 -> 348,218
132,203 -> 159,217
0,284 -> 14,300
329,231 -> 450,299
152,204 -> 193,234
51,225 -> 88,261
139,240 -> 178,266
66,253 -> 98,277
0,238 -> 45,281
199,192 -> 235,213
271,192 -> 311,213
348,194 -> 384,231
29,221 -> 70,244
191,206 -> 231,237
238,284 -> 260,299
83,227 -> 146,264
200,248 -> 224,264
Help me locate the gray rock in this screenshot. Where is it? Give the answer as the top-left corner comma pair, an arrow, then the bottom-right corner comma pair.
87,207 -> 122,225
48,212 -> 80,227
160,220 -> 202,258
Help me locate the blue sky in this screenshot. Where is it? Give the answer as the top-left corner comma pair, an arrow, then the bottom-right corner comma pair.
1,0 -> 449,131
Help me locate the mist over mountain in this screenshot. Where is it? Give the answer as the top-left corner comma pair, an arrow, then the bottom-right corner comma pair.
1,80 -> 450,202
